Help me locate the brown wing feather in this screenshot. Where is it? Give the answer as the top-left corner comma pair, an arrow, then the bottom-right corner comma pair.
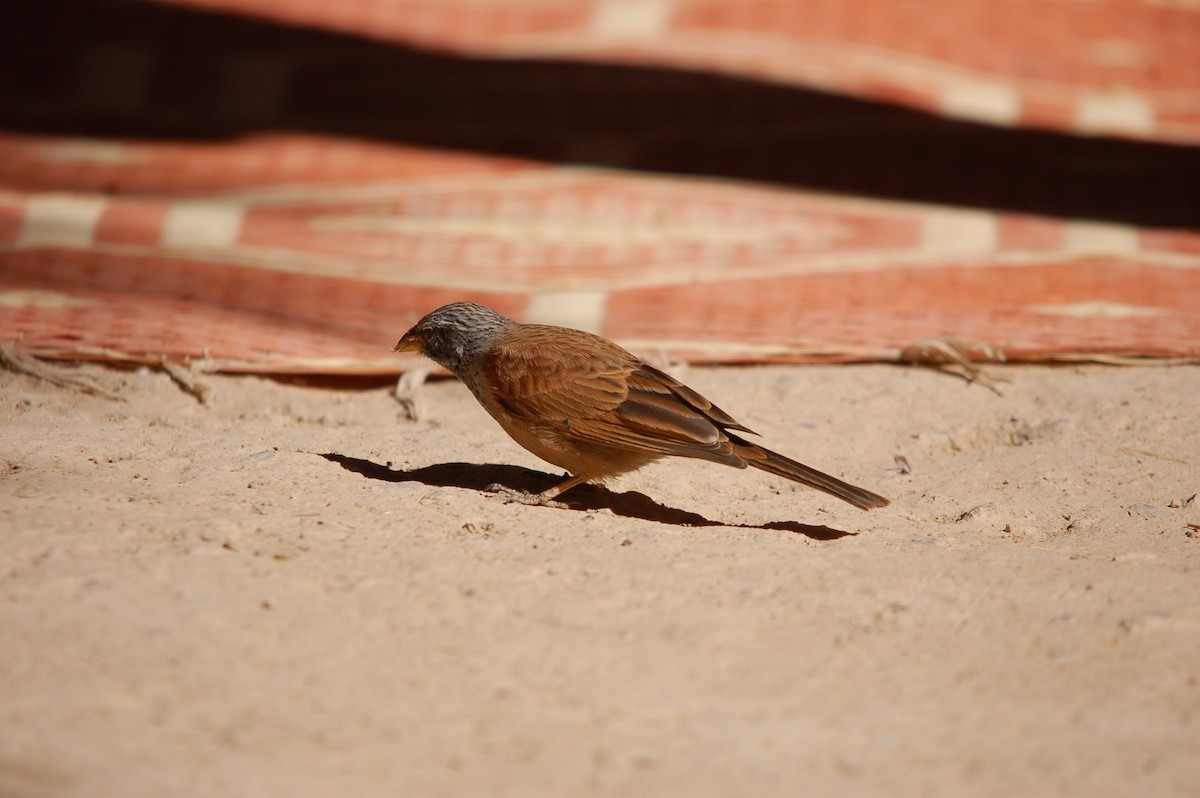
633,364 -> 756,435
482,325 -> 745,466
483,326 -> 633,419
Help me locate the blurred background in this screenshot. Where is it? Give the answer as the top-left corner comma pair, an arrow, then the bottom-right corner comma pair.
2,0 -> 1198,372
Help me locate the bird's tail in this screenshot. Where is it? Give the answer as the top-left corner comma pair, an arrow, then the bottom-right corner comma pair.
732,439 -> 890,511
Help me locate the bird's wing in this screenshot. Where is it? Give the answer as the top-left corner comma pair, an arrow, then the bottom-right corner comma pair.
483,326 -> 748,464
632,363 -> 756,436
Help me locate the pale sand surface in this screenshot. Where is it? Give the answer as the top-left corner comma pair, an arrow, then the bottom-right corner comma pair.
1,362 -> 1198,797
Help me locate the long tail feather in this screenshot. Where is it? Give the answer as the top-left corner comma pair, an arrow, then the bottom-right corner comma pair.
733,440 -> 890,511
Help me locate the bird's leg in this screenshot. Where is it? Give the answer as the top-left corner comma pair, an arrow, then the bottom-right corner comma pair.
484,472 -> 588,508
540,473 -> 589,500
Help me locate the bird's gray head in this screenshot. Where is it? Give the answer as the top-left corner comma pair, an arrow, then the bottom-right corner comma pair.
393,302 -> 515,375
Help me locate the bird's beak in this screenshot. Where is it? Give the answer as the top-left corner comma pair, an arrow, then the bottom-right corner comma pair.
393,333 -> 423,354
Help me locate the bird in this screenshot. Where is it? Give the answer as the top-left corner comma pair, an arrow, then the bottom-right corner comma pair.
393,302 -> 890,510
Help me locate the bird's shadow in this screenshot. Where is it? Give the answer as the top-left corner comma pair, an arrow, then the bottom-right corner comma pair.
319,453 -> 855,540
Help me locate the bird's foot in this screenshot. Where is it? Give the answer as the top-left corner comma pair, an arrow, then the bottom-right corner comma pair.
484,483 -> 569,509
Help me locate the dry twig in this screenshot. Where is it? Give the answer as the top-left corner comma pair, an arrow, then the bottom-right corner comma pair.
0,345 -> 123,400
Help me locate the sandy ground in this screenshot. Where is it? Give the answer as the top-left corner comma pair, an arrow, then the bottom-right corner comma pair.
1,359 -> 1197,797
